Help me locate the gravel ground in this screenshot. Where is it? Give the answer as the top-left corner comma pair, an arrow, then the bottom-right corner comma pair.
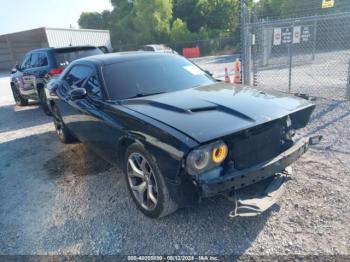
0,70 -> 349,256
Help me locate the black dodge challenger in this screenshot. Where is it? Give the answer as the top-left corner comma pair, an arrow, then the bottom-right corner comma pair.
49,52 -> 321,218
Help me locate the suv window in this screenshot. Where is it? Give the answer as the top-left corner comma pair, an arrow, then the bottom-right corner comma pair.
30,53 -> 48,68
20,54 -> 31,70
55,48 -> 103,67
64,65 -> 93,88
84,74 -> 102,98
37,53 -> 48,67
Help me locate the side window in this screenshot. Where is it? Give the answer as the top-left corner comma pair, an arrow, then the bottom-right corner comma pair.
37,53 -> 48,67
84,74 -> 102,98
64,65 -> 93,88
30,53 -> 40,68
20,54 -> 31,70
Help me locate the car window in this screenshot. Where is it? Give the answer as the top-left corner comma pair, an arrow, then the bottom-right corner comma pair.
20,54 -> 31,70
142,46 -> 154,51
103,55 -> 214,100
84,74 -> 103,99
55,48 -> 103,67
64,65 -> 93,88
37,53 -> 48,67
30,53 -> 40,68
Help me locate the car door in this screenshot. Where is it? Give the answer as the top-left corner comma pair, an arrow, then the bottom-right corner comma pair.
13,54 -> 31,96
55,64 -> 94,140
22,52 -> 50,99
75,69 -> 122,163
21,52 -> 38,98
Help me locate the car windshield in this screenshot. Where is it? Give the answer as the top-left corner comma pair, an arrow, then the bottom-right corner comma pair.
55,48 -> 103,66
103,55 -> 214,100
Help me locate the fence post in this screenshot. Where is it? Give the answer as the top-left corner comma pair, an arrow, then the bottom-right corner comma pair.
312,20 -> 318,61
288,22 -> 295,94
347,59 -> 350,100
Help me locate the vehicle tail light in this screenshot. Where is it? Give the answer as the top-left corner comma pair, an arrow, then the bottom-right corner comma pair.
50,67 -> 64,76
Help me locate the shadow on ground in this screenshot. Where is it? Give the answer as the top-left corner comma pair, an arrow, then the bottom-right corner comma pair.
0,103 -> 51,133
39,143 -> 272,255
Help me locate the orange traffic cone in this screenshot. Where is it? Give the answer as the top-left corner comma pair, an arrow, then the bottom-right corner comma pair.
224,67 -> 230,83
233,58 -> 241,84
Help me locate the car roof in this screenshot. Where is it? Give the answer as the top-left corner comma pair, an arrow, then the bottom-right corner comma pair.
29,45 -> 98,53
78,52 -> 177,66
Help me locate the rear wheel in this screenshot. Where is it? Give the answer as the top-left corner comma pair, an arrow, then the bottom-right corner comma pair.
38,87 -> 52,116
52,104 -> 78,144
124,143 -> 178,218
11,84 -> 28,106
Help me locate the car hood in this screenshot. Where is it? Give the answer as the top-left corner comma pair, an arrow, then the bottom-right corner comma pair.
121,83 -> 315,143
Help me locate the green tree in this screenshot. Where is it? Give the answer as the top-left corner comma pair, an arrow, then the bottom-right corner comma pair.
170,18 -> 193,42
133,0 -> 173,43
173,0 -> 204,32
254,0 -> 350,19
173,0 -> 240,36
78,11 -> 112,29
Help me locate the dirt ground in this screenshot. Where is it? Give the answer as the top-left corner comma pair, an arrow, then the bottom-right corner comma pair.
0,72 -> 349,256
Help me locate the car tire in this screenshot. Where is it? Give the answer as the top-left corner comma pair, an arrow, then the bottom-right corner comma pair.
124,143 -> 178,218
11,84 -> 28,106
52,104 -> 78,144
38,87 -> 52,116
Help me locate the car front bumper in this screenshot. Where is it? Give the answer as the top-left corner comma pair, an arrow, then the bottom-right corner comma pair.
200,136 -> 322,199
199,136 -> 321,217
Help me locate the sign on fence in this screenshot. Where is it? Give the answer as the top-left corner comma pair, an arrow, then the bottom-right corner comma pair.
273,26 -> 312,46
273,28 -> 281,45
322,0 -> 335,9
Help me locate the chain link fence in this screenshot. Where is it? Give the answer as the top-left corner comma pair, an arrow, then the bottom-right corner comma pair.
112,36 -> 238,58
244,12 -> 350,101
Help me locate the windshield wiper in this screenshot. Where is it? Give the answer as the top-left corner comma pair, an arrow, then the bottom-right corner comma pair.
128,91 -> 167,99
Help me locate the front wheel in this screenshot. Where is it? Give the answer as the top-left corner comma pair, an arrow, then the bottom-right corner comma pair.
124,143 -> 178,218
11,84 -> 28,106
38,87 -> 52,116
52,104 -> 78,144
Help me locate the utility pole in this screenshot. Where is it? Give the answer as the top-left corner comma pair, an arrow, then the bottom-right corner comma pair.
240,0 -> 246,85
241,0 -> 251,86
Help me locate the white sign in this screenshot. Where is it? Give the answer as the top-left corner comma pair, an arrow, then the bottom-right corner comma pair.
273,28 -> 282,46
293,26 -> 301,44
322,0 -> 335,8
273,26 -> 312,46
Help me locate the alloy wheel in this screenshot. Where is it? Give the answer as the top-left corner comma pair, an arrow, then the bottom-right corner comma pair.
12,86 -> 21,103
53,114 -> 64,140
127,152 -> 159,211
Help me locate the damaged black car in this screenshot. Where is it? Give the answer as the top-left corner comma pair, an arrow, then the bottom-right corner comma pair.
49,52 -> 321,218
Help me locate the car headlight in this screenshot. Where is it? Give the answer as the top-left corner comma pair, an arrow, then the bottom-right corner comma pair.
186,140 -> 228,175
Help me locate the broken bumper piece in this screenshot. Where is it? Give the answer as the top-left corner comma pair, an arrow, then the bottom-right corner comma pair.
228,170 -> 290,217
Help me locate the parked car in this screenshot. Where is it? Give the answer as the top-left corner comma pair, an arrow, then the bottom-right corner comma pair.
49,52 -> 321,218
10,46 -> 103,115
141,44 -> 178,54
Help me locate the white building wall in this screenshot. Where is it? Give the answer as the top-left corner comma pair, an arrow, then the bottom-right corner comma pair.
45,28 -> 112,51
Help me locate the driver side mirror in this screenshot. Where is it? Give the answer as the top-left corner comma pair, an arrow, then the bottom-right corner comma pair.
11,64 -> 20,74
69,88 -> 87,101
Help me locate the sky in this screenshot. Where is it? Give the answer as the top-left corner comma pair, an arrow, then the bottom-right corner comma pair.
0,0 -> 113,35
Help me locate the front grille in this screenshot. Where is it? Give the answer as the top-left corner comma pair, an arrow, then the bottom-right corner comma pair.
228,121 -> 282,170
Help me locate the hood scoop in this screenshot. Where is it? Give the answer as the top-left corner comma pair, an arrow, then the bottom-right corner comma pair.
189,106 -> 218,113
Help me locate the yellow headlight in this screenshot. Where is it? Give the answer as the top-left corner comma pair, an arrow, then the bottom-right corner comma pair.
212,144 -> 228,164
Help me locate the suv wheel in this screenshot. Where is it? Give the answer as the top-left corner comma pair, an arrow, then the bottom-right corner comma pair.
11,84 -> 28,106
52,105 -> 78,144
38,87 -> 52,116
124,143 -> 178,218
